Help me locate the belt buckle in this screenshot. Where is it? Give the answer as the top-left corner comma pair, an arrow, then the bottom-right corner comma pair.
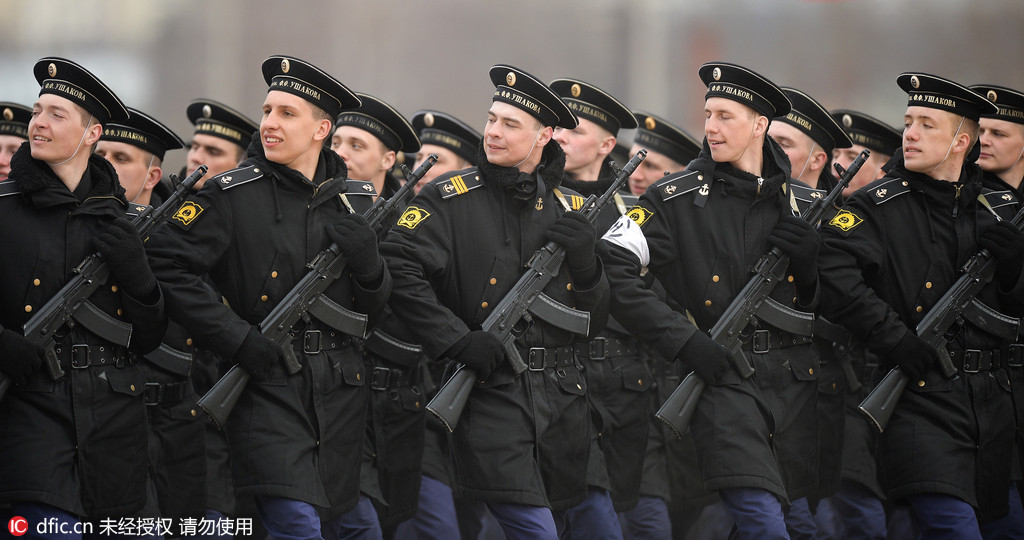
589,337 -> 607,360
144,382 -> 163,406
370,366 -> 391,390
528,348 -> 546,371
962,349 -> 981,373
752,329 -> 771,354
1008,344 -> 1024,368
303,330 -> 322,355
71,344 -> 91,369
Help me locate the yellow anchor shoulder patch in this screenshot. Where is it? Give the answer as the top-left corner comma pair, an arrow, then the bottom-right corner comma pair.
827,209 -> 863,234
171,200 -> 205,230
396,206 -> 431,231
626,205 -> 654,227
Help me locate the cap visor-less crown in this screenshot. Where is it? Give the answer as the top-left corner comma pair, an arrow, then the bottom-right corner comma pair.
699,62 -> 791,119
898,72 -> 997,122
262,55 -> 361,119
412,110 -> 482,165
549,78 -> 637,134
489,64 -> 578,129
778,87 -> 852,151
102,107 -> 185,161
336,92 -> 420,153
33,56 -> 129,125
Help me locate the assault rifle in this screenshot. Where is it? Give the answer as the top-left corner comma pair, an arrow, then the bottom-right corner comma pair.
0,165 -> 209,401
656,150 -> 870,438
198,154 -> 437,429
427,149 -> 647,432
859,203 -> 1024,432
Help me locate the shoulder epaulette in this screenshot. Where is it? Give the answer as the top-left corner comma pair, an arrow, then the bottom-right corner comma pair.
434,168 -> 483,200
980,189 -> 1019,210
345,179 -> 377,197
869,178 -> 911,205
618,193 -> 639,207
789,182 -> 827,203
210,164 -> 263,190
125,203 -> 151,219
554,186 -> 587,211
0,180 -> 21,198
652,170 -> 705,202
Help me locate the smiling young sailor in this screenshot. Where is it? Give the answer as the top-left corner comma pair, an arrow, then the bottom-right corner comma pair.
146,55 -> 393,539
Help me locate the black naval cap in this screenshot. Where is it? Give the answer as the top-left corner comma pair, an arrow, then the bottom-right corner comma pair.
632,111 -> 701,166
830,109 -> 902,156
0,102 -> 32,139
101,107 -> 185,161
33,57 -> 129,125
897,72 -> 997,122
549,78 -> 638,135
489,65 -> 578,129
699,62 -> 791,119
969,84 -> 1024,125
336,92 -> 421,153
777,87 -> 852,152
261,55 -> 361,120
187,99 -> 259,149
412,110 -> 481,165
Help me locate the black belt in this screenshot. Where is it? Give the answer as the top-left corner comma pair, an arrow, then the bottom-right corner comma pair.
950,348 -> 1005,373
525,346 -> 576,371
739,328 -> 814,354
1007,344 -> 1023,368
57,343 -> 130,369
144,381 -> 190,405
580,336 -> 639,360
290,329 -> 353,355
368,365 -> 417,390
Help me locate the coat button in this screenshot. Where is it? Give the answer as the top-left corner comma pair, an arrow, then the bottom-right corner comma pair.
130,384 -> 136,392
117,309 -> 123,316
788,275 -> 794,283
576,383 -> 582,390
832,382 -> 837,390
111,285 -> 118,292
705,300 -> 712,306
271,271 -> 278,278
481,302 -> 489,309
808,368 -> 814,375
186,338 -> 193,346
925,282 -> 932,289
191,409 -> 197,417
489,278 -> 497,285
261,295 -> 269,302
918,380 -> 926,387
566,283 -> 573,291
916,306 -> 923,313
33,278 -> 40,286
637,379 -> 643,386
24,305 -> 32,313
712,275 -> 719,283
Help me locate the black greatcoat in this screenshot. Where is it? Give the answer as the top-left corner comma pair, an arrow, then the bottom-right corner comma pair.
380,141 -> 610,510
0,143 -> 166,517
819,155 -> 1021,519
599,137 -> 821,503
146,135 -> 391,518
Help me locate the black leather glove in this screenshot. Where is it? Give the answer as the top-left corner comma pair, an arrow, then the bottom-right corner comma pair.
233,327 -> 285,381
91,218 -> 158,300
885,331 -> 939,382
676,331 -> 732,385
327,214 -> 383,282
980,221 -> 1024,289
546,212 -> 597,277
448,330 -> 505,380
767,215 -> 820,299
0,329 -> 44,386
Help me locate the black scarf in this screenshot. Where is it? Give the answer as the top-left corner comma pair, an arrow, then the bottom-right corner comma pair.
10,141 -> 126,204
244,130 -> 349,186
689,133 -> 793,198
474,137 -> 566,201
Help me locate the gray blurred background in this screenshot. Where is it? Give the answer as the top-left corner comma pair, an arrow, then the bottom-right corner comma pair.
2,0 -> 1021,173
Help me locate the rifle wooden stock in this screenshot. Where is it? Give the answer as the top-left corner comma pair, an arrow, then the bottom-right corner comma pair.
197,156 -> 438,428
656,151 -> 870,438
859,204 -> 1024,433
0,165 -> 208,401
427,150 -> 648,432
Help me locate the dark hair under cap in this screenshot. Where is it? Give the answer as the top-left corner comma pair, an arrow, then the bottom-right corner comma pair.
830,109 -> 902,156
699,62 -> 791,119
336,92 -> 420,153
632,111 -> 701,166
897,72 -> 996,122
777,87 -> 852,152
549,78 -> 637,135
101,107 -> 185,161
0,102 -> 32,139
489,64 -> 578,129
261,55 -> 361,119
969,84 -> 1024,126
412,110 -> 481,165
187,99 -> 259,149
33,56 -> 129,125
